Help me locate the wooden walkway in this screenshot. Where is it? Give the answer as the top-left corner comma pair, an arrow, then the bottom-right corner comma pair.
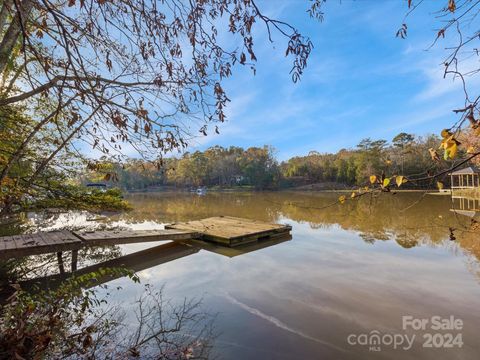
0,229 -> 200,260
0,216 -> 292,260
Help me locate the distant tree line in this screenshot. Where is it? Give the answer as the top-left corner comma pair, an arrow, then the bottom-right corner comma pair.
281,133 -> 444,188
81,132 -> 477,191
81,146 -> 280,190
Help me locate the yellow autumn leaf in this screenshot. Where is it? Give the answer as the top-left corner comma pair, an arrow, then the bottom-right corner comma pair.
441,129 -> 451,139
383,178 -> 391,187
351,192 -> 356,199
338,195 -> 346,204
386,159 -> 392,166
437,181 -> 444,190
440,135 -> 459,159
395,175 -> 406,187
439,137 -> 449,150
467,146 -> 476,154
443,149 -> 449,160
369,175 -> 377,184
447,142 -> 458,159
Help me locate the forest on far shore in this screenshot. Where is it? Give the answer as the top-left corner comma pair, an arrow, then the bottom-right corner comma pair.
80,132 -> 480,191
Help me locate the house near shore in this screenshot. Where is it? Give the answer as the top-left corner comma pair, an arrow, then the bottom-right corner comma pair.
449,167 -> 480,189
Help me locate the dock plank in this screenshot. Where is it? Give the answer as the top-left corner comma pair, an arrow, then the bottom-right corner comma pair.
73,229 -> 200,246
0,231 -> 83,259
3,235 -> 17,251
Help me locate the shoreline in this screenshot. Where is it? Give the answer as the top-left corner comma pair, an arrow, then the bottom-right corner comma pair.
125,187 -> 435,194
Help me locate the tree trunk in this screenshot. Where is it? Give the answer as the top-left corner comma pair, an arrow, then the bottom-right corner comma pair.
0,0 -> 13,33
0,0 -> 34,74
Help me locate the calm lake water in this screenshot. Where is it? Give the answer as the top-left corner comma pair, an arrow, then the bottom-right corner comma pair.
27,192 -> 480,359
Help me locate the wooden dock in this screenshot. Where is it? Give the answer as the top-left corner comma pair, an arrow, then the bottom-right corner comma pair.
0,217 -> 292,292
166,216 -> 292,246
0,216 -> 291,259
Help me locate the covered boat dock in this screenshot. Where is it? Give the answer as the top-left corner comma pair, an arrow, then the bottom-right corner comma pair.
450,166 -> 480,189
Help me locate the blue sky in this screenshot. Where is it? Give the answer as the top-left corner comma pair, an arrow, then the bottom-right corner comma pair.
186,0 -> 476,160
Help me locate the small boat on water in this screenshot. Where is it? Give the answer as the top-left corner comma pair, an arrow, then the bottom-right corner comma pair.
195,187 -> 207,195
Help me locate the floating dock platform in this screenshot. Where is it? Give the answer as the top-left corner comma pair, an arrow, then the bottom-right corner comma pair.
166,216 -> 292,246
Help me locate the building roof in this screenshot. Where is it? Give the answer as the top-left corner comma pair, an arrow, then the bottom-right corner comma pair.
449,166 -> 480,176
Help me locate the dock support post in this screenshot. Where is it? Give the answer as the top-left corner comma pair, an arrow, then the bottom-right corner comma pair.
71,249 -> 78,272
57,252 -> 65,274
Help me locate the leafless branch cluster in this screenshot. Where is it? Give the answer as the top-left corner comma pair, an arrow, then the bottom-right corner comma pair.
1,279 -> 215,359
401,0 -> 480,138
63,284 -> 216,359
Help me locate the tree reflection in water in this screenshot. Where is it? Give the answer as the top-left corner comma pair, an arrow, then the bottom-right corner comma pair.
1,273 -> 215,359
108,191 -> 480,261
